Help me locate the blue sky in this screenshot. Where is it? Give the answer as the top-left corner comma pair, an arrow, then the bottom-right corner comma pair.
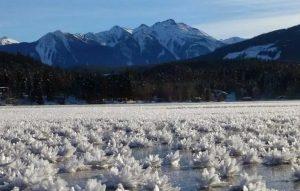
1,0 -> 300,42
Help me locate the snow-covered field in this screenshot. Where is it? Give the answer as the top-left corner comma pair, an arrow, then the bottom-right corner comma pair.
0,101 -> 300,191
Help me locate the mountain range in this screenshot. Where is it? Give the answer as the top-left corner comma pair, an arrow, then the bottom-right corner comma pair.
1,20 -> 300,68
0,19 -> 225,68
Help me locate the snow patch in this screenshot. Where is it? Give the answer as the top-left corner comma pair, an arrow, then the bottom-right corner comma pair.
150,20 -> 221,59
94,26 -> 132,47
52,31 -> 71,52
157,49 -> 165,58
224,44 -> 281,61
36,35 -> 57,65
0,36 -> 19,45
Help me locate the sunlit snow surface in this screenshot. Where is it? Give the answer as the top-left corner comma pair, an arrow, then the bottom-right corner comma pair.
0,101 -> 300,190
224,44 -> 281,61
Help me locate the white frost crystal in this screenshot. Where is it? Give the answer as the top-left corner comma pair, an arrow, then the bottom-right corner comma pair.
0,102 -> 299,190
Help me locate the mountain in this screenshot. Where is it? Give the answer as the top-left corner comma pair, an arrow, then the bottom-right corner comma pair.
0,19 -> 223,68
202,24 -> 300,62
0,37 -> 19,45
221,37 -> 245,45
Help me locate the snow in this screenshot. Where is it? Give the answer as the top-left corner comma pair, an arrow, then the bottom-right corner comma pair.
224,44 -> 281,60
52,30 -> 71,52
36,31 -> 78,65
150,19 -> 218,59
0,36 -> 19,45
157,49 -> 165,58
28,20 -> 223,66
123,28 -> 133,34
83,19 -> 222,58
0,101 -> 299,190
35,34 -> 57,65
132,25 -> 153,52
93,26 -> 132,47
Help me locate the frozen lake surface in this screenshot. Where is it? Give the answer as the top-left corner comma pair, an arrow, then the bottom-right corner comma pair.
0,101 -> 300,190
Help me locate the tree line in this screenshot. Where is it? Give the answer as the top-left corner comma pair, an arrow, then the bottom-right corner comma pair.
0,52 -> 299,104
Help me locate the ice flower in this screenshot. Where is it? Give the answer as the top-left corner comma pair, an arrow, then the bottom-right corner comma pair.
191,139 -> 212,152
84,179 -> 106,191
22,160 -> 57,185
9,159 -> 68,190
59,156 -> 87,173
157,130 -> 173,145
31,177 -> 69,191
241,149 -> 261,165
176,138 -> 192,150
164,151 -> 181,167
29,141 -> 44,155
104,166 -> 140,189
292,164 -> 300,181
262,148 -> 295,166
218,157 -> 240,178
115,183 -> 129,191
58,142 -> 76,159
143,155 -> 162,169
77,141 -> 94,153
84,149 -> 106,168
143,171 -> 179,191
230,173 -> 276,191
88,133 -> 103,145
192,151 -> 216,169
128,136 -> 152,149
40,146 -> 58,163
0,153 -> 16,167
198,168 -> 224,189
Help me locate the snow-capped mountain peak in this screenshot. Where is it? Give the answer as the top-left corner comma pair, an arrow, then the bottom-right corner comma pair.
92,25 -> 133,47
152,20 -> 209,37
132,24 -> 153,36
138,24 -> 149,29
35,30 -> 74,65
123,28 -> 133,34
149,19 -> 223,59
35,33 -> 58,66
52,30 -> 65,36
157,19 -> 177,25
110,26 -> 131,36
0,36 -> 19,45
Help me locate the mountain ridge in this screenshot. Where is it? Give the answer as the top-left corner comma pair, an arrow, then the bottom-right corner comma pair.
0,19 -> 224,68
200,24 -> 300,62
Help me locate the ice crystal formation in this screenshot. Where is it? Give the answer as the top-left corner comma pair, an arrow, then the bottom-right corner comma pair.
0,101 -> 299,190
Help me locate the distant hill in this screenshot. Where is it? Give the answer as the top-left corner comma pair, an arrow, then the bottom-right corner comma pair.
221,37 -> 245,45
201,24 -> 300,62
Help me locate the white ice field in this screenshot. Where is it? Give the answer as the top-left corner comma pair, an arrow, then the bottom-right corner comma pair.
0,101 -> 300,191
